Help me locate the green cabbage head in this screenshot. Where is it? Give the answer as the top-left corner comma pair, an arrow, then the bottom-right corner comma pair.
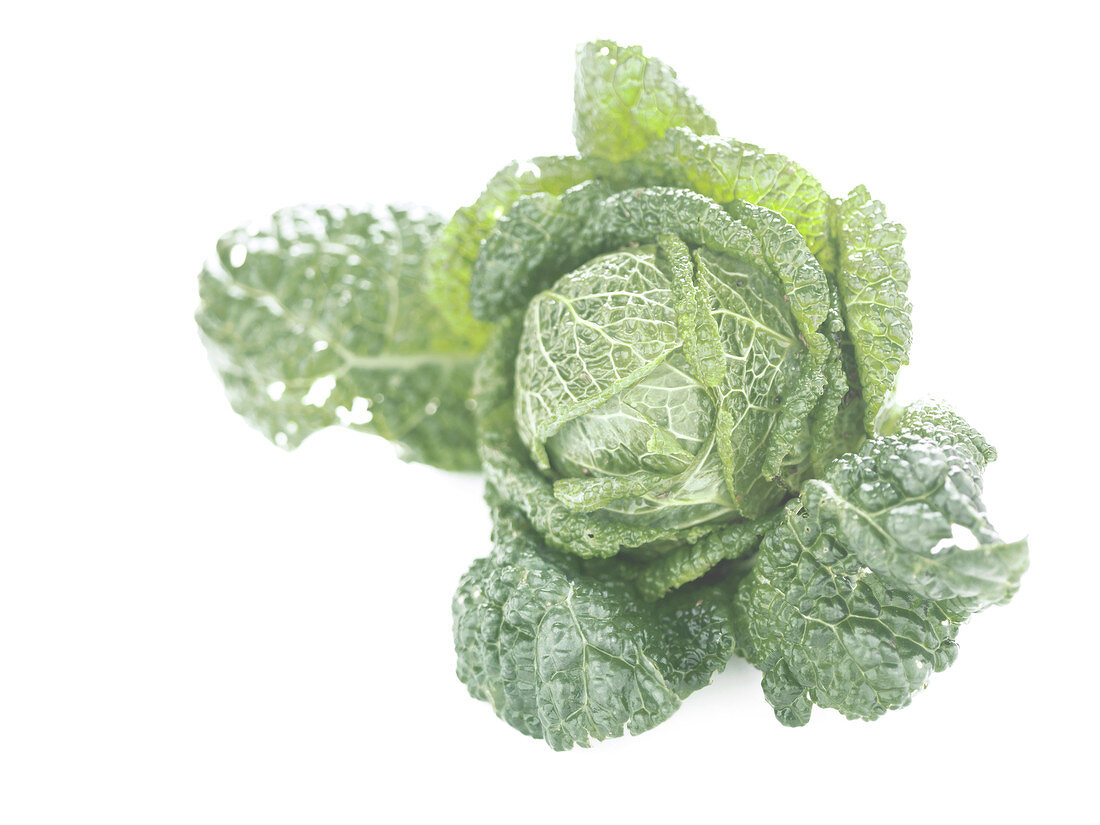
451,42 -> 920,561
512,192 -> 863,528
470,178 -> 871,558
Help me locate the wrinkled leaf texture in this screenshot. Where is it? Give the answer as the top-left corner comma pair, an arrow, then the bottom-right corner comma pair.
197,205 -> 481,470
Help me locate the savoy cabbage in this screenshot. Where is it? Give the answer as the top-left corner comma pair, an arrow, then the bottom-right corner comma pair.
197,40 -> 1028,749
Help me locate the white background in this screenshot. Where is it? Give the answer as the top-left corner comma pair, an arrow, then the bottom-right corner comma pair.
2,2 -> 1096,822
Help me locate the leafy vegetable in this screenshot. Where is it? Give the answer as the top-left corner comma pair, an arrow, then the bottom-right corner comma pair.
197,41 -> 1028,749
197,205 -> 480,470
732,401 -> 1027,725
453,494 -> 738,750
831,186 -> 912,429
426,155 -> 594,346
573,40 -> 718,162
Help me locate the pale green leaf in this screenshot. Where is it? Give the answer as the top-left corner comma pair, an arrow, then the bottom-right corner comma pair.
831,185 -> 912,431
574,41 -> 717,163
425,155 -> 593,342
196,205 -> 480,470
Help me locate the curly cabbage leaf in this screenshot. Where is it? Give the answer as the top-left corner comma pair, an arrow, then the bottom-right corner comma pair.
196,205 -> 480,470
453,500 -> 738,750
631,511 -> 783,602
611,127 -> 836,274
733,402 -> 1028,725
809,399 -> 1027,607
830,186 -> 913,431
425,155 -> 594,345
468,181 -> 614,321
573,41 -> 718,163
733,503 -> 964,726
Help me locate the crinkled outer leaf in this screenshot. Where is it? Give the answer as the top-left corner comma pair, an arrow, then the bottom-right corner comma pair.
469,181 -> 614,322
472,183 -> 754,320
733,503 -> 963,725
886,398 -> 998,470
733,403 -> 1028,725
453,500 -> 738,750
574,41 -> 717,163
830,185 -> 912,431
633,511 -> 784,602
806,401 -> 1028,606
611,127 -> 836,275
196,205 -> 480,471
425,155 -> 594,343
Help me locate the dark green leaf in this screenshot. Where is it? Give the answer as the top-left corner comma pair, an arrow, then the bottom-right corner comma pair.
426,155 -> 594,342
453,501 -> 737,750
807,401 -> 1027,605
733,404 -> 1027,725
733,504 -> 964,725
